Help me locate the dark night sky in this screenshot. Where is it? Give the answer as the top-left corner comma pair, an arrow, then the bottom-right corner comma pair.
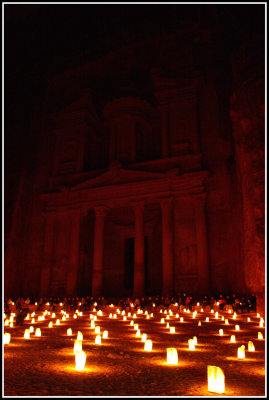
4,3 -> 265,176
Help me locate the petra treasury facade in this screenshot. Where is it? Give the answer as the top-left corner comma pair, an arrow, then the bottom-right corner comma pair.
5,12 -> 265,311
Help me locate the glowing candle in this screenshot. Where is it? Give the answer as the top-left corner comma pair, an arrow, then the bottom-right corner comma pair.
219,329 -> 224,336
62,316 -> 66,321
258,332 -> 263,340
55,319 -> 60,325
166,315 -> 170,320
113,314 -> 117,319
10,322 -> 14,327
207,365 -> 225,394
95,335 -> 101,345
144,339 -> 152,351
167,348 -> 178,365
48,321 -> 53,328
73,314 -> 77,319
164,310 -> 167,314
230,335 -> 236,343
237,345 -> 245,359
52,313 -> 56,318
93,316 -> 97,321
215,312 -> 218,319
134,324 -> 139,330
187,309 -> 190,314
109,313 -> 113,318
4,320 -> 9,326
24,329 -> 30,339
210,310 -> 214,314
123,316 -> 127,321
29,326 -> 34,333
151,313 -> 154,318
166,323 -> 170,329
161,318 -> 165,323
103,330 -> 108,339
176,314 -> 179,318
77,331 -> 83,340
260,317 -> 264,323
75,350 -> 86,371
248,341 -> 255,351
141,333 -> 147,342
31,318 -> 35,324
201,308 -> 204,312
128,312 -> 131,317
74,340 -> 82,354
235,325 -> 240,331
35,328 -> 41,337
193,336 -> 198,345
221,316 -> 224,321
38,316 -> 42,321
257,313 -> 260,318
188,339 -> 195,350
170,326 -> 175,334
67,328 -> 72,336
91,321 -> 95,329
133,314 -> 137,319
4,333 -> 11,345
259,322 -> 264,327
206,317 -> 209,322
247,317 -> 251,322
97,310 -> 103,316
180,317 -> 184,323
130,320 -> 134,326
135,329 -> 141,337
225,319 -> 229,325
146,315 -> 150,319
228,310 -> 231,314
95,326 -> 100,334
198,321 -> 201,326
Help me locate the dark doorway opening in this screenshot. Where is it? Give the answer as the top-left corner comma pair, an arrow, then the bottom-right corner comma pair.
124,237 -> 149,290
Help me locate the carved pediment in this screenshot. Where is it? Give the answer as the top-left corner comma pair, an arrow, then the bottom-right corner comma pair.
71,163 -> 166,191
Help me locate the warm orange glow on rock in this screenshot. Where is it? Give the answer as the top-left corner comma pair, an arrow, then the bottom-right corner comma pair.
207,365 -> 225,394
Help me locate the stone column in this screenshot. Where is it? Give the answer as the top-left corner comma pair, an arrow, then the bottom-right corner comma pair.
160,197 -> 174,295
194,194 -> 210,294
40,211 -> 55,297
133,201 -> 145,297
66,208 -> 81,296
159,105 -> 169,158
92,206 -> 108,297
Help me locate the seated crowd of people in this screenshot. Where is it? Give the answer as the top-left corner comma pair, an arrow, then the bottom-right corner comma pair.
4,292 -> 257,325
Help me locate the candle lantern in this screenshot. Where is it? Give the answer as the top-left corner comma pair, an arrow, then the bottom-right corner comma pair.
48,321 -> 53,328
91,321 -> 95,329
207,365 -> 225,394
247,317 -> 251,322
103,330 -> 108,339
95,326 -> 100,334
198,321 -> 201,326
77,331 -> 83,340
136,329 -> 141,337
95,335 -> 102,345
166,323 -> 170,329
257,313 -> 260,318
225,319 -> 229,325
210,309 -> 214,314
230,335 -> 236,343
188,339 -> 195,350
31,318 -> 35,324
258,332 -> 263,340
259,322 -> 264,327
62,316 -> 66,321
235,325 -> 240,331
176,314 -> 179,318
24,329 -> 30,339
219,329 -> 224,336
75,350 -> 86,371
74,340 -> 82,354
130,320 -> 134,326
52,313 -> 56,318
151,313 -> 154,318
146,315 -> 150,319
73,314 -> 77,319
134,324 -> 139,330
215,312 -> 219,319
167,348 -> 178,365
193,336 -> 198,345
113,314 -> 117,319
161,318 -> 165,323
144,339 -> 152,351
4,320 -> 9,326
206,317 -> 209,322
123,316 -> 127,321
67,328 -> 72,336
248,341 -> 255,351
170,326 -> 175,334
141,333 -> 147,342
56,319 -> 60,325
221,316 -> 224,321
237,345 -> 245,359
180,317 -> 184,323
29,326 -> 34,333
4,333 -> 11,345
35,328 -> 41,337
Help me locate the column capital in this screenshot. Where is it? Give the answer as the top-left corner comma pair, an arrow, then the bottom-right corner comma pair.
93,205 -> 110,217
130,200 -> 145,212
159,196 -> 173,209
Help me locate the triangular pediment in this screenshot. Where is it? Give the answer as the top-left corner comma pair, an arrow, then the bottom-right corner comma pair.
71,167 -> 166,191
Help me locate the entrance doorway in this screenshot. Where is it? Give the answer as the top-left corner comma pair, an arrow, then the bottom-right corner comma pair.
124,237 -> 148,291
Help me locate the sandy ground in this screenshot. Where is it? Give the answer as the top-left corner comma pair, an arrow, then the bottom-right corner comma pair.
4,306 -> 266,397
